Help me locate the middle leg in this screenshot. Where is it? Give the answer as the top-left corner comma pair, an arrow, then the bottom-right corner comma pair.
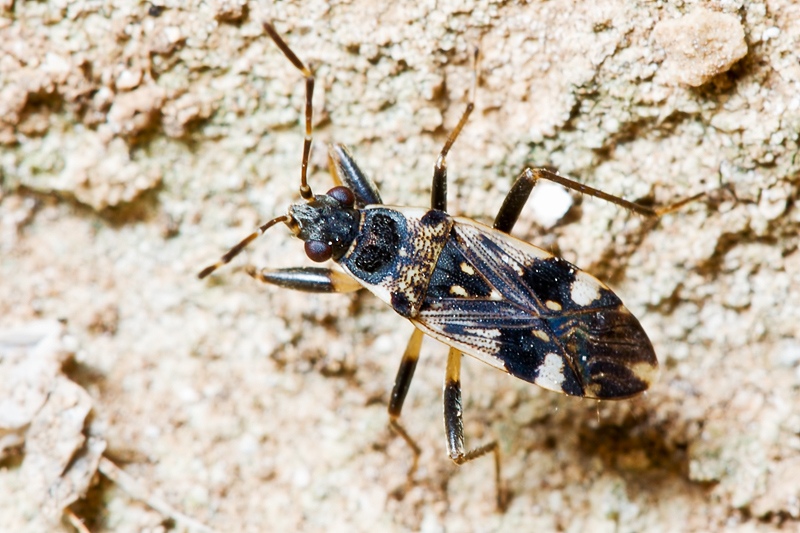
388,328 -> 425,478
444,347 -> 507,510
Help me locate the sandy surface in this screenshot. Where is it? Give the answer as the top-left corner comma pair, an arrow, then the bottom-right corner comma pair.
2,0 -> 800,531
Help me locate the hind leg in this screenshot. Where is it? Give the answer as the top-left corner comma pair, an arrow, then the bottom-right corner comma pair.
493,167 -> 706,234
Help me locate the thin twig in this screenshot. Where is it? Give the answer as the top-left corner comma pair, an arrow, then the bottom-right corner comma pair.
64,509 -> 91,533
98,457 -> 219,533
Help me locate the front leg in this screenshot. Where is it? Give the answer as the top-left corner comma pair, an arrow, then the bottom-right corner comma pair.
444,347 -> 507,510
328,144 -> 383,207
246,266 -> 362,293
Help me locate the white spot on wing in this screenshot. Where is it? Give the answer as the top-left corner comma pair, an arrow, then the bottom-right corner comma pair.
570,271 -> 602,306
534,352 -> 566,392
460,262 -> 475,275
532,330 -> 550,342
450,285 -> 468,297
545,300 -> 562,311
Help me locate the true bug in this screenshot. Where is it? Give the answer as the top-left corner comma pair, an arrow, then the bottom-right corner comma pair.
200,22 -> 703,508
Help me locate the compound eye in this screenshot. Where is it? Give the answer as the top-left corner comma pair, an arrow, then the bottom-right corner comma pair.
305,240 -> 333,262
326,186 -> 355,207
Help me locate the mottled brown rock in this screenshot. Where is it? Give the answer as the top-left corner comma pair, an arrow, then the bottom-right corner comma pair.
653,9 -> 748,86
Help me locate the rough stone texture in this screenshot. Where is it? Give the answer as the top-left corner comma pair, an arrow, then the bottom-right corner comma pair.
653,8 -> 749,87
1,0 -> 800,531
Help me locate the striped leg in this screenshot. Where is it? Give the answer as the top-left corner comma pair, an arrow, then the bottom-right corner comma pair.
263,22 -> 315,200
444,347 -> 508,510
388,328 -> 424,478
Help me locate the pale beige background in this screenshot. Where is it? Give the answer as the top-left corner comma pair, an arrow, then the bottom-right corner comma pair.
2,0 -> 800,531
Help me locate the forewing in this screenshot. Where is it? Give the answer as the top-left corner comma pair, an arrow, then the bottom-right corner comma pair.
415,219 -> 658,399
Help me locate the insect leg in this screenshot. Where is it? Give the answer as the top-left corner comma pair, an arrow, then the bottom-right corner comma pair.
431,48 -> 479,212
530,167 -> 706,216
388,328 -> 424,477
246,266 -> 362,293
328,144 -> 383,207
493,168 -> 538,233
264,22 -> 315,200
493,167 -> 706,233
444,347 -> 507,510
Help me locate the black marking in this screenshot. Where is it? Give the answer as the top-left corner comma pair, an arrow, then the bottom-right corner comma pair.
522,258 -> 620,313
420,209 -> 448,227
521,257 -> 575,309
391,292 -> 412,316
497,326 -> 584,397
350,212 -> 402,274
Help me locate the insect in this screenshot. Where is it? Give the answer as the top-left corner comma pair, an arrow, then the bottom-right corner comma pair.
200,22 -> 703,508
